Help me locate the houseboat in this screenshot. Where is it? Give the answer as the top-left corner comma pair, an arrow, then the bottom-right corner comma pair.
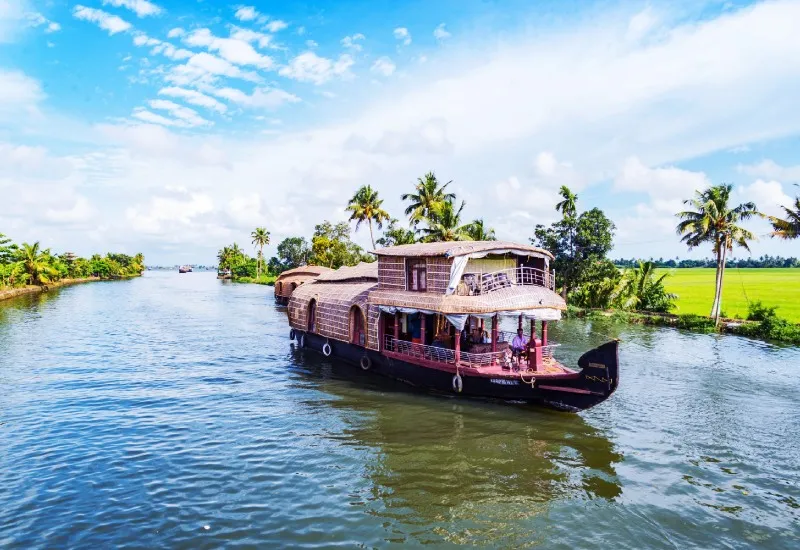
274,265 -> 332,305
217,268 -> 232,279
286,241 -> 618,412
179,265 -> 193,273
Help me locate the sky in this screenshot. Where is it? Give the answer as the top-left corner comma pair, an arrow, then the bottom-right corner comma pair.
2,0 -> 800,265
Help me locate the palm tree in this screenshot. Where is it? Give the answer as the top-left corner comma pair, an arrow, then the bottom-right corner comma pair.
421,200 -> 473,242
401,172 -> 456,226
466,219 -> 496,241
375,219 -> 418,247
345,185 -> 390,249
613,261 -> 676,313
555,186 -> 578,218
676,184 -> 759,325
251,227 -> 270,278
768,196 -> 800,240
19,242 -> 58,285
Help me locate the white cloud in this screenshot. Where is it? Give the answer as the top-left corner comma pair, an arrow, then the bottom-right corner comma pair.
306,39 -> 318,48
614,157 -> 711,205
73,5 -> 131,35
167,52 -> 261,86
131,107 -> 180,127
151,42 -> 192,60
102,0 -> 162,18
433,23 -> 451,40
341,33 -> 365,51
148,99 -> 211,127
230,26 -> 273,49
158,87 -> 228,113
46,21 -> 60,33
126,188 -> 214,234
211,86 -> 300,109
133,32 -> 159,46
234,6 -> 258,22
738,159 -> 800,183
184,28 -> 274,69
393,27 -> 411,46
45,197 -> 95,224
0,69 -> 44,109
737,179 -> 795,217
626,7 -> 658,42
264,19 -> 288,33
278,52 -> 354,85
167,27 -> 184,38
371,56 -> 396,77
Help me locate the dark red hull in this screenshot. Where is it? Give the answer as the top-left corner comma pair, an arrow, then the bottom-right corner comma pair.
292,331 -> 618,412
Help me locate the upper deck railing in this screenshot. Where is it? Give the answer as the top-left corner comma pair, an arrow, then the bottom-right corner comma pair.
383,335 -> 558,366
457,266 -> 555,295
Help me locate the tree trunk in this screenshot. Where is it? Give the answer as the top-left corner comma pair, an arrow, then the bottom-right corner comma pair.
711,241 -> 727,326
710,237 -> 722,321
368,220 -> 376,250
715,245 -> 728,326
257,245 -> 262,279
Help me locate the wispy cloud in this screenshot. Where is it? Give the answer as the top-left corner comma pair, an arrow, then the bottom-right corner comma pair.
278,52 -> 354,85
393,27 -> 411,46
158,87 -> 228,113
73,6 -> 131,35
433,23 -> 451,40
102,0 -> 163,18
341,33 -> 365,51
371,56 -> 395,77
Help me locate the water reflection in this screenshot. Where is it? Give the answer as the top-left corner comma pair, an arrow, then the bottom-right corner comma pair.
290,346 -> 622,545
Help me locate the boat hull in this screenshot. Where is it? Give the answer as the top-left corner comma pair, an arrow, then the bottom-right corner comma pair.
293,331 -> 618,412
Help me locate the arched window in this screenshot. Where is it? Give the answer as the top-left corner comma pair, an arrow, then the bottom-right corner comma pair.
308,299 -> 317,333
350,305 -> 366,346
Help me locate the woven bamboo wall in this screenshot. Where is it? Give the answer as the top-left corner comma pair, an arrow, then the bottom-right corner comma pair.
367,305 -> 380,350
378,257 -> 405,290
288,281 -> 380,350
426,257 -> 451,294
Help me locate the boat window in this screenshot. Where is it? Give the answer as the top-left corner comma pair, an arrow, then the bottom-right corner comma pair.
406,259 -> 427,291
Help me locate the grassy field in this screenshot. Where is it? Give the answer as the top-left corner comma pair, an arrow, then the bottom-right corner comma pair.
659,268 -> 800,322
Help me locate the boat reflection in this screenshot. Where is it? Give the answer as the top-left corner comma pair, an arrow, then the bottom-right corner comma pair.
289,345 -> 623,545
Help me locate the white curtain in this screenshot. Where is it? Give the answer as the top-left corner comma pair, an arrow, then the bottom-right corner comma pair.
445,256 -> 470,295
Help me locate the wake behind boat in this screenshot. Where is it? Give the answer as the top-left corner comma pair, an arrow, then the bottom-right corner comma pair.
283,241 -> 619,412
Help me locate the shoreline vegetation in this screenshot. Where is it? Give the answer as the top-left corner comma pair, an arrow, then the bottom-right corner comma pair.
220,172 -> 797,347
0,233 -> 144,304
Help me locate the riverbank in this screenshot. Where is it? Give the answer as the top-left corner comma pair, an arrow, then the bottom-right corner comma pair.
230,274 -> 276,285
0,277 -> 104,303
567,306 -> 800,345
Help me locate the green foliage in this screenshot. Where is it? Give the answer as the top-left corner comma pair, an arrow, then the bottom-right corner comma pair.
734,307 -> 800,344
614,261 -> 677,313
376,219 -> 418,247
568,259 -> 621,309
421,199 -> 474,242
250,227 -> 270,278
274,237 -> 311,270
0,233 -> 19,265
747,300 -> 778,322
465,219 -> 496,241
767,196 -> 800,240
401,171 -> 456,225
345,185 -> 390,249
310,221 -> 372,269
533,206 -> 616,297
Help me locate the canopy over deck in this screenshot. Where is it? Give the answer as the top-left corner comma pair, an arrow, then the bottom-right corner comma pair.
371,241 -> 554,260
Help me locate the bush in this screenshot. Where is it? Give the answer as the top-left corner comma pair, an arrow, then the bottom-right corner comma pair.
675,314 -> 717,333
747,301 -> 779,322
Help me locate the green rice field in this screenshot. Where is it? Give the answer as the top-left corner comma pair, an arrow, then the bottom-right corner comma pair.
659,268 -> 800,322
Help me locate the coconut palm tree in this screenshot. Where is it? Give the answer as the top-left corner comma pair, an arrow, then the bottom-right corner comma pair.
401,172 -> 456,226
345,185 -> 390,249
19,242 -> 58,285
466,219 -> 496,241
421,200 -> 473,242
555,186 -> 578,219
375,219 -> 418,247
251,227 -> 270,278
676,184 -> 759,325
768,196 -> 800,240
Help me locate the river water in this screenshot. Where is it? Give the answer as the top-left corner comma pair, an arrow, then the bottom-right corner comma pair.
1,272 -> 798,548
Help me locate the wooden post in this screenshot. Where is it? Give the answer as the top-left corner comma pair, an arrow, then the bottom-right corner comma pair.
454,325 -> 461,365
518,314 -> 523,331
491,314 -> 498,353
542,320 -> 548,346
420,313 -> 426,346
394,312 -> 400,349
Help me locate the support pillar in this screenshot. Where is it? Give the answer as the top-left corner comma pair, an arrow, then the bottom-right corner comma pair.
394,312 -> 400,350
491,314 -> 498,353
454,325 -> 461,365
420,313 -> 426,346
518,314 -> 523,331
541,320 -> 548,347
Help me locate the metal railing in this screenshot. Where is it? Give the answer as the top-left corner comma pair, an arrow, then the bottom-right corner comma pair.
458,267 -> 555,295
384,335 -> 513,367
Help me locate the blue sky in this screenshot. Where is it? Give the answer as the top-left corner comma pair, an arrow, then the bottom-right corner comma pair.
2,0 -> 800,264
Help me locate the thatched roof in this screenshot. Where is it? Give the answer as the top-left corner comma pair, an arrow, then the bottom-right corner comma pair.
372,241 -> 553,260
367,285 -> 566,314
315,261 -> 378,282
275,265 -> 331,282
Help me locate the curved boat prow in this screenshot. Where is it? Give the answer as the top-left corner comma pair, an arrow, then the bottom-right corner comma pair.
577,340 -> 620,397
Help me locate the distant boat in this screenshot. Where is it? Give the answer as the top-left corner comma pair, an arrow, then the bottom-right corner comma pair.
217,268 -> 231,279
179,265 -> 193,273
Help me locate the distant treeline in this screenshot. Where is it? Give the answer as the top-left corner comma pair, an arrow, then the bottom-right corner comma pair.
613,256 -> 800,269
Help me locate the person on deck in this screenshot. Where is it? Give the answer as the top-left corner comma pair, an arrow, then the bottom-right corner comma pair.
511,328 -> 529,367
